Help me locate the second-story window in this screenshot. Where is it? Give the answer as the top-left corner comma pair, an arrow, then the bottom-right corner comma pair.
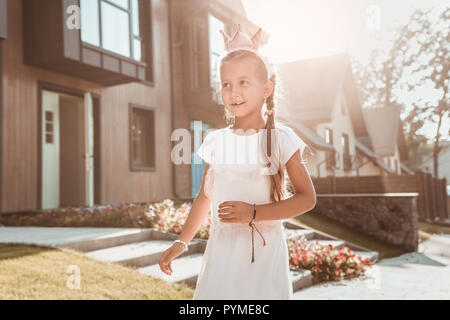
80,0 -> 142,61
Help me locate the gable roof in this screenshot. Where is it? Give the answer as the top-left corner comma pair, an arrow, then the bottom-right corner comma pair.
278,116 -> 334,151
277,52 -> 369,138
362,104 -> 409,160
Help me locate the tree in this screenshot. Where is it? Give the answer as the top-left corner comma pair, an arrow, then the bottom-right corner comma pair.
352,7 -> 449,178
401,8 -> 449,179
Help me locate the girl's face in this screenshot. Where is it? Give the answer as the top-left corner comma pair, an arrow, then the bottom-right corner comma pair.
220,58 -> 273,118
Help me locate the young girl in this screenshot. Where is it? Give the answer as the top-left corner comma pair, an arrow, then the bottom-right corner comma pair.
159,24 -> 316,300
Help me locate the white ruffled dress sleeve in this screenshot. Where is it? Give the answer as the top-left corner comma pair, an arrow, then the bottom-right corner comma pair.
196,130 -> 216,165
279,126 -> 307,165
195,130 -> 217,199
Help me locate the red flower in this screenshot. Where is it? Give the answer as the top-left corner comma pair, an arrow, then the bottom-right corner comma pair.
317,257 -> 323,265
158,219 -> 163,226
173,226 -> 180,233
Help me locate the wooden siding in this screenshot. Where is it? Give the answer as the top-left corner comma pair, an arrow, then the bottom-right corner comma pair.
1,0 -> 173,213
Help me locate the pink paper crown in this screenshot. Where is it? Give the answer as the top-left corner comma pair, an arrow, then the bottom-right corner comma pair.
219,24 -> 274,81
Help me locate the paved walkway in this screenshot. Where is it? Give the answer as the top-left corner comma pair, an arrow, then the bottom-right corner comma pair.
293,233 -> 450,299
0,226 -> 144,247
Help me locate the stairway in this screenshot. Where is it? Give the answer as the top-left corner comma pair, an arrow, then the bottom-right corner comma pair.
59,222 -> 379,293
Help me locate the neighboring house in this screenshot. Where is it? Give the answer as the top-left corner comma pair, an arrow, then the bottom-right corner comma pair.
362,104 -> 410,176
169,0 -> 270,198
0,0 -> 174,213
419,140 -> 450,182
276,53 -> 410,178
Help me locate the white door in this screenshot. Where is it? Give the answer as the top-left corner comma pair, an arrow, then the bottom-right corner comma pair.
84,92 -> 94,207
42,90 -> 60,209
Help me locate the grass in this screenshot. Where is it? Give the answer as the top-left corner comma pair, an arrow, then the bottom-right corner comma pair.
418,220 -> 450,242
0,243 -> 194,300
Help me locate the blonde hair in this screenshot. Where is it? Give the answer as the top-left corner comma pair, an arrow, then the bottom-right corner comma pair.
218,50 -> 301,203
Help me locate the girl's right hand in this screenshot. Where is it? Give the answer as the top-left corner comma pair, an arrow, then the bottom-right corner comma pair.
159,242 -> 187,275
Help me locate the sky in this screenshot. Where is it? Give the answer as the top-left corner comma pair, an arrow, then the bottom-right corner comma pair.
241,0 -> 449,141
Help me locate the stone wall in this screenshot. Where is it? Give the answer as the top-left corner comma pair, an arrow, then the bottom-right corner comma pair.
310,194 -> 419,251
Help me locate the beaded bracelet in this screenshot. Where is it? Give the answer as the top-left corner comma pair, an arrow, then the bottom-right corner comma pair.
174,239 -> 188,252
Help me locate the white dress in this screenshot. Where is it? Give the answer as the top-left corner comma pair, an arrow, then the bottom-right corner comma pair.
192,124 -> 307,300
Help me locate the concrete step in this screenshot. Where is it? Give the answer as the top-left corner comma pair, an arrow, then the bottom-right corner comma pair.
138,253 -> 204,287
352,250 -> 379,264
290,268 -> 313,291
60,228 -> 153,252
313,239 -> 346,250
284,228 -> 316,241
85,239 -> 202,268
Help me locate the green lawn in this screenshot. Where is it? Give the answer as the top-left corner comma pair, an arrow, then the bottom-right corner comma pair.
0,243 -> 194,300
418,220 -> 450,242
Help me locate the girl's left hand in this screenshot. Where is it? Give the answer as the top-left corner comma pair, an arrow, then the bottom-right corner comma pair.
218,201 -> 253,224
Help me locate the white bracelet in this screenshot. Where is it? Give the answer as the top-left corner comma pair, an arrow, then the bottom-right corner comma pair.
174,239 -> 188,251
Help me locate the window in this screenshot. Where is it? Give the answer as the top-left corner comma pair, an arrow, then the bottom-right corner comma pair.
325,128 -> 333,145
0,0 -> 7,39
81,0 -> 142,61
130,104 -> 155,170
341,134 -> 349,155
325,128 -> 335,169
45,111 -> 54,144
342,133 -> 351,171
208,14 -> 225,103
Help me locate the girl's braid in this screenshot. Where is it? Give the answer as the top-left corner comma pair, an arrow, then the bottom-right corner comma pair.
265,74 -> 276,159
264,74 -> 284,202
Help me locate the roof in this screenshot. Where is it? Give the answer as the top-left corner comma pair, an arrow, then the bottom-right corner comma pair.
362,104 -> 401,157
355,139 -> 396,174
401,163 -> 415,175
276,52 -> 369,138
278,116 -> 334,151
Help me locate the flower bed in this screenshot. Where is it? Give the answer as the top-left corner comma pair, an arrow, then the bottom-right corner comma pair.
0,199 -> 210,239
286,231 -> 373,284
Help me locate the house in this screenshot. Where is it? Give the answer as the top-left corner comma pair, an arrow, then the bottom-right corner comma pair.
0,0 -> 267,212
362,104 -> 410,176
0,0 -> 175,213
276,52 -> 410,178
419,140 -> 450,182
